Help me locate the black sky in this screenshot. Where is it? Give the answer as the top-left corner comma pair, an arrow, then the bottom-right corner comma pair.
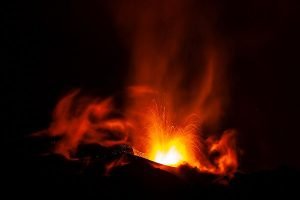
5,0 -> 300,171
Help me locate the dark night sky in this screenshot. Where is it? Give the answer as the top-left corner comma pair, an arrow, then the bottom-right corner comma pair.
5,0 -> 300,171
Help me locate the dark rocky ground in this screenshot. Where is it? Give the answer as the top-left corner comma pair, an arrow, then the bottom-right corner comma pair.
11,137 -> 300,199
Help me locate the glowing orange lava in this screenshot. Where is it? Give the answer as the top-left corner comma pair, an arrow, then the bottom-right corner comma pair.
154,146 -> 182,166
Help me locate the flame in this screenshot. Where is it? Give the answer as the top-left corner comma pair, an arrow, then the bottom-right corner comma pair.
154,146 -> 182,166
36,0 -> 238,177
208,130 -> 238,176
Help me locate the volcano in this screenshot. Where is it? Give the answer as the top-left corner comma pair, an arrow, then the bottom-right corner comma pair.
6,0 -> 300,199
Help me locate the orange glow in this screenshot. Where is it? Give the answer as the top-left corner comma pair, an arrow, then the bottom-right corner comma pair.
154,147 -> 182,166
36,0 -> 238,177
134,101 -> 201,168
